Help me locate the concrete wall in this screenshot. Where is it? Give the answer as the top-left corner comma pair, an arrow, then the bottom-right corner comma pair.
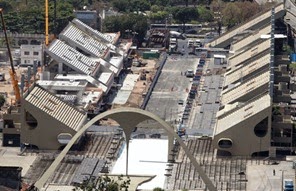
213,106 -> 272,156
20,99 -> 78,150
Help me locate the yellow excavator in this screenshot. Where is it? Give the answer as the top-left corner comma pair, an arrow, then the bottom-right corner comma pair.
0,8 -> 21,105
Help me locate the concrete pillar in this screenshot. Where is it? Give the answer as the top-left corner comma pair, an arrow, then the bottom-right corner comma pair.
58,62 -> 63,74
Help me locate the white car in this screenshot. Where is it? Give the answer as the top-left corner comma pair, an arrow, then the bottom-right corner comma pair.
187,39 -> 194,47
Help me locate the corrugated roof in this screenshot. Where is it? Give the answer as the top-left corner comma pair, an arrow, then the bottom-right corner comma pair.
47,39 -> 98,75
59,24 -> 108,58
72,18 -> 113,43
25,86 -> 86,131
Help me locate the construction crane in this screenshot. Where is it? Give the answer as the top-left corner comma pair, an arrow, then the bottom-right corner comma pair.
0,8 -> 21,104
45,0 -> 49,46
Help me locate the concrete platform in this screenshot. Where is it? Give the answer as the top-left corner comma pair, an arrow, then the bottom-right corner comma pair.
0,145 -> 37,176
247,161 -> 295,191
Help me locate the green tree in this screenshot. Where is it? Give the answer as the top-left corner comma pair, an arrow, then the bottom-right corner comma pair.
74,175 -> 130,191
103,13 -> 148,43
237,1 -> 260,22
150,5 -> 162,13
0,1 -> 13,12
221,2 -> 241,29
112,0 -> 130,12
198,6 -> 214,22
172,7 -> 198,32
130,0 -> 150,12
153,188 -> 164,191
149,11 -> 169,23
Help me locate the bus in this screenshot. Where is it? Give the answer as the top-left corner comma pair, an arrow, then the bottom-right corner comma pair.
150,23 -> 202,32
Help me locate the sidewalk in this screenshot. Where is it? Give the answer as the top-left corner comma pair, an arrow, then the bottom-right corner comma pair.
247,161 -> 295,191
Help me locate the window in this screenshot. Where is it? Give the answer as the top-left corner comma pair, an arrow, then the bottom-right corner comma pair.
33,52 -> 39,56
24,51 -> 30,55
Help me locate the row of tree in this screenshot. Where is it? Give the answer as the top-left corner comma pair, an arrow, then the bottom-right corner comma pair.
0,0 -> 271,41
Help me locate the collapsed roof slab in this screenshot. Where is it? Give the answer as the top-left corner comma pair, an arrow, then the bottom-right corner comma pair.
59,23 -> 109,59
21,85 -> 87,150
46,39 -> 114,92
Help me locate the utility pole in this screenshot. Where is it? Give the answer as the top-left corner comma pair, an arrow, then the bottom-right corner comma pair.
280,169 -> 286,191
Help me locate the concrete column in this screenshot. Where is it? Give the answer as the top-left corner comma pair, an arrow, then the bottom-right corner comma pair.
58,62 -> 63,74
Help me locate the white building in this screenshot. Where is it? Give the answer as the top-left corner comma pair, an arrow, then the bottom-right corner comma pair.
20,44 -> 43,66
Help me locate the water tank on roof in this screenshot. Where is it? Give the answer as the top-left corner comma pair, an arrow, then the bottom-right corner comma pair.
290,53 -> 296,63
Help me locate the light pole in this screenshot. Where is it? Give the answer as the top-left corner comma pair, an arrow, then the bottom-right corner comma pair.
280,169 -> 286,191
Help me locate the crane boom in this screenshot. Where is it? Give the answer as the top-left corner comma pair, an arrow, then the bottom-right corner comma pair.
0,8 -> 21,104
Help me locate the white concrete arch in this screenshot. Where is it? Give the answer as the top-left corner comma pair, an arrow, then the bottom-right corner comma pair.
35,107 -> 216,191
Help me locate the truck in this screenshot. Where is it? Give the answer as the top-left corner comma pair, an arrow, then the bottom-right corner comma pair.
169,38 -> 178,52
283,179 -> 294,191
177,124 -> 186,137
194,39 -> 202,47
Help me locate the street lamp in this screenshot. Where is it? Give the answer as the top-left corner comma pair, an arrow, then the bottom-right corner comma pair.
280,169 -> 286,191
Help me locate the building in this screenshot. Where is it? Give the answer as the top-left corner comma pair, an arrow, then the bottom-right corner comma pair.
20,44 -> 43,67
212,5 -> 296,157
0,166 -> 22,190
74,10 -> 99,30
20,84 -> 88,150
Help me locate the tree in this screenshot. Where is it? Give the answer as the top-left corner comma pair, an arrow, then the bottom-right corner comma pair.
172,7 -> 198,32
0,94 -> 6,107
153,188 -> 164,191
130,0 -> 150,12
112,0 -> 130,12
149,11 -> 169,23
103,13 -> 148,43
198,6 -> 214,22
221,2 -> 241,29
74,175 -> 130,191
237,1 -> 260,22
0,1 -> 13,12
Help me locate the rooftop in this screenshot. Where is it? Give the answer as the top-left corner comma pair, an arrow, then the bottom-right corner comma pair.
224,53 -> 270,86
216,93 -> 271,134
24,85 -> 86,131
59,23 -> 109,58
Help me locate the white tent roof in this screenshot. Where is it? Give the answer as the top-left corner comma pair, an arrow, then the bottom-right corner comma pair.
111,139 -> 168,190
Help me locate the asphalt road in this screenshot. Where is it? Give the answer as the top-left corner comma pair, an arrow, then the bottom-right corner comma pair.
145,54 -> 198,127
138,38 -> 226,137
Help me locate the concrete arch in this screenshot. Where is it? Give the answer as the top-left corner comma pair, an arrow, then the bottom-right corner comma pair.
35,107 -> 216,191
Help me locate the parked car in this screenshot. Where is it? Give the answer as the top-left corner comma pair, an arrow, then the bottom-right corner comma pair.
185,69 -> 194,77
283,179 -> 294,191
178,99 -> 184,105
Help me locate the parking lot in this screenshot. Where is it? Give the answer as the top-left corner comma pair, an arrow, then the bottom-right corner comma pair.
145,54 -> 199,128
139,37 -> 227,137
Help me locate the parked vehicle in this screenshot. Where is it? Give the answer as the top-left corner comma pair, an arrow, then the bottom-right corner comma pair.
283,179 -> 294,191
194,39 -> 202,47
177,124 -> 186,137
185,69 -> 194,77
187,39 -> 194,47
